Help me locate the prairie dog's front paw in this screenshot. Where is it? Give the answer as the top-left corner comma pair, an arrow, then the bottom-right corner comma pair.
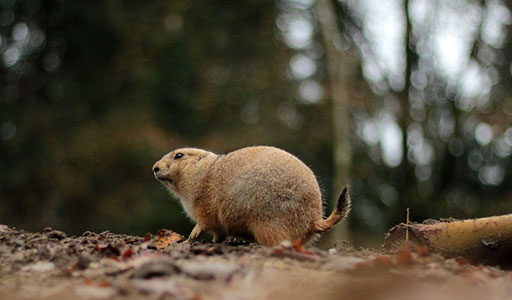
188,224 -> 204,241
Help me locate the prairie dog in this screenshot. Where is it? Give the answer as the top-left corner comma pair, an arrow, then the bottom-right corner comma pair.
152,146 -> 350,246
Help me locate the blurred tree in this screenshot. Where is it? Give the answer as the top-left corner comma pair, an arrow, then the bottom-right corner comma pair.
322,0 -> 512,244
316,0 -> 358,243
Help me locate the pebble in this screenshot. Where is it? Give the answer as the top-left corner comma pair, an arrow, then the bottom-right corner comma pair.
21,261 -> 56,272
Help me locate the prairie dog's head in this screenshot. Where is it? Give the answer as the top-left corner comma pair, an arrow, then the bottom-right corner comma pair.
152,148 -> 216,195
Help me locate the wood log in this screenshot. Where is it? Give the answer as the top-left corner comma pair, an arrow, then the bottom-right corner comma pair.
383,214 -> 512,269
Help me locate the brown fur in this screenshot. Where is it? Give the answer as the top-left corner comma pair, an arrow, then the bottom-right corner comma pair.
152,146 -> 350,246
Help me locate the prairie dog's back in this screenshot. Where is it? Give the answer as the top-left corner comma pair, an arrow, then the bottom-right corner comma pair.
206,146 -> 323,237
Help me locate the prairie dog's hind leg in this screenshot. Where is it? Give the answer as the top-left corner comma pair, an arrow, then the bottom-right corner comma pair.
212,232 -> 225,243
251,224 -> 289,247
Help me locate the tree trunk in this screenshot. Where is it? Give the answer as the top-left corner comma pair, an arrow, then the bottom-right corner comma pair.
316,0 -> 358,244
397,0 -> 417,206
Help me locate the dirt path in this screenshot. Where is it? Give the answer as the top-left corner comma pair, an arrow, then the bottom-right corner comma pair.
1,225 -> 511,300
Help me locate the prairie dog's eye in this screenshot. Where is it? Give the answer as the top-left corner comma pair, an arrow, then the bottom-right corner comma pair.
174,153 -> 184,160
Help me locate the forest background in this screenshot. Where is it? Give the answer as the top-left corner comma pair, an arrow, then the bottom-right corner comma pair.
1,0 -> 511,247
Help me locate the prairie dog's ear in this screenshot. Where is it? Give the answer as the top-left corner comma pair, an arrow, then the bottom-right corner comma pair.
197,155 -> 203,161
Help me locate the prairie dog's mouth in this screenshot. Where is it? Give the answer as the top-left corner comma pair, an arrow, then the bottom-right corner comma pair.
154,172 -> 173,183
156,175 -> 172,183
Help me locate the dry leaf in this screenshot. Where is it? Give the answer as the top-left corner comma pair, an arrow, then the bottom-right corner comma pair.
155,230 -> 185,249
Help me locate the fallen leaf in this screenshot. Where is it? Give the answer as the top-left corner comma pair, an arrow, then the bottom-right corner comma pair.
273,248 -> 284,255
416,245 -> 428,257
144,233 -> 152,242
396,246 -> 413,265
292,239 -> 313,255
83,279 -> 112,287
122,248 -> 134,259
155,230 -> 185,249
456,257 -> 468,266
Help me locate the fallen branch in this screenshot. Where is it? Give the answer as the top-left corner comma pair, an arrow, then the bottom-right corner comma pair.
383,214 -> 512,269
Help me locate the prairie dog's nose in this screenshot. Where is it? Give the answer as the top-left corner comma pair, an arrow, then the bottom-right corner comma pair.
153,161 -> 169,181
153,161 -> 163,174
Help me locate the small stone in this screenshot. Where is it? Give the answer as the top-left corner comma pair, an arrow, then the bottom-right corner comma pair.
76,255 -> 93,270
46,230 -> 67,240
21,261 -> 55,272
481,238 -> 499,249
89,262 -> 101,269
131,261 -> 181,279
0,224 -> 9,233
279,240 -> 293,250
182,261 -> 242,281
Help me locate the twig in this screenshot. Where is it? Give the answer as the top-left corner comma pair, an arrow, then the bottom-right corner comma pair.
405,208 -> 410,244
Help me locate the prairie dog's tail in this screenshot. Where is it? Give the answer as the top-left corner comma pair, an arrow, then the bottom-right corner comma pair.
313,187 -> 351,233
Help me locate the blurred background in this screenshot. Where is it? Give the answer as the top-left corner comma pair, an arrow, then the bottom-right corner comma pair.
1,0 -> 511,247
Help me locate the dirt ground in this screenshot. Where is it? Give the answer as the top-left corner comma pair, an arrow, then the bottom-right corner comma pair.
1,224 -> 511,300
